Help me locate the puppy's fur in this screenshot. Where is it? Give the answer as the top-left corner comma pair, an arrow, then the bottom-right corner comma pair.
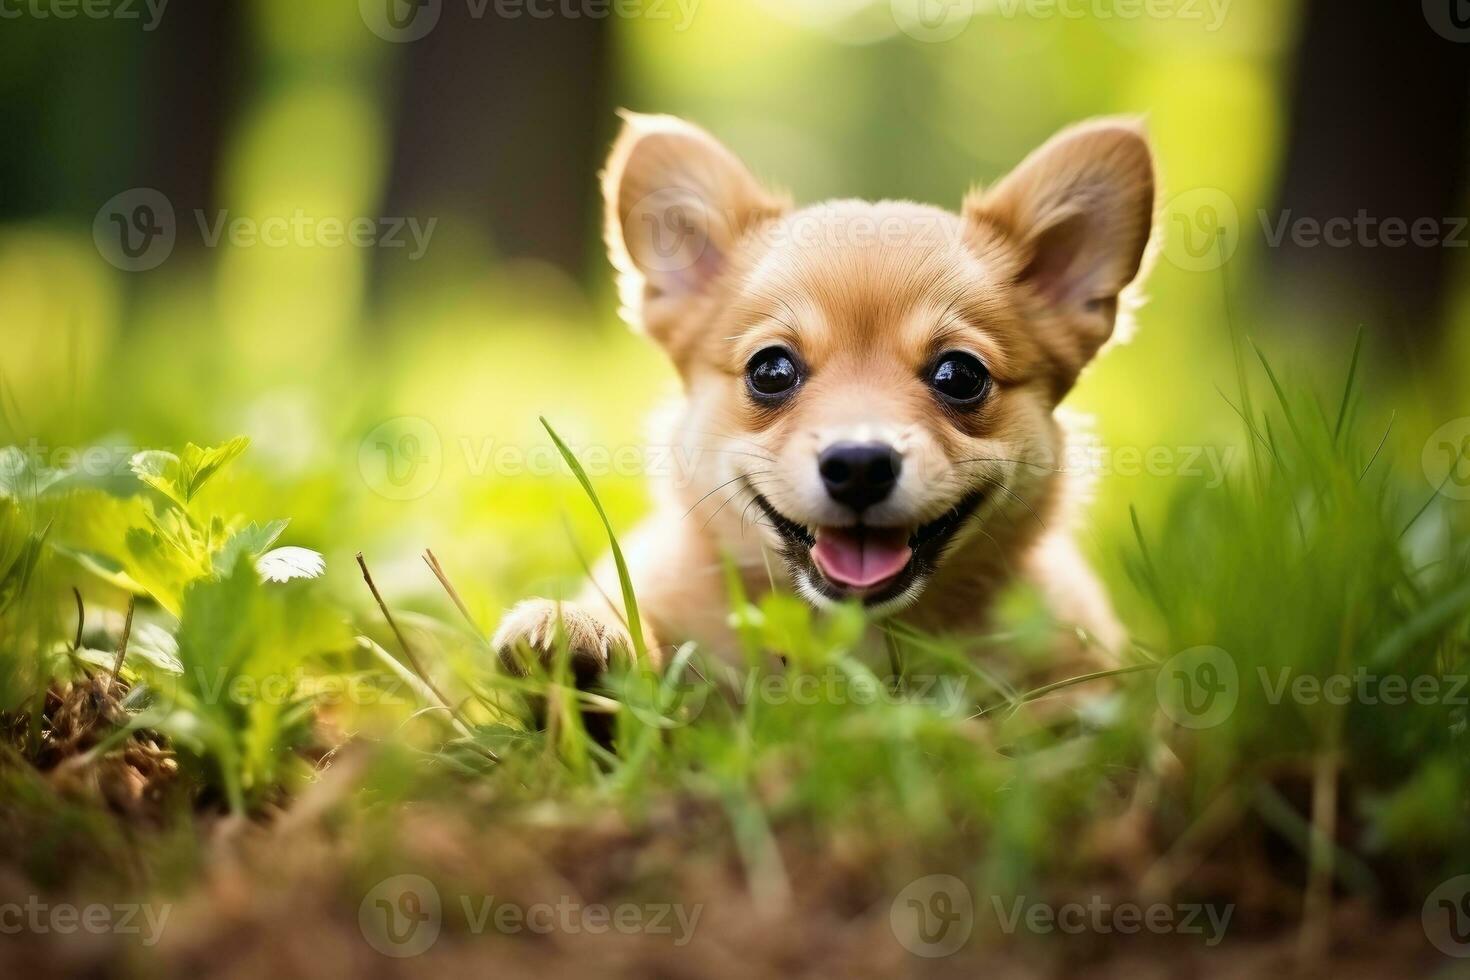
494,113 -> 1156,679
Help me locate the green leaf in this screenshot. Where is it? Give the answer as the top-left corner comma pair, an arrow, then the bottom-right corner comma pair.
214,519 -> 289,575
0,446 -> 67,501
179,436 -> 250,501
76,621 -> 183,675
128,436 -> 250,508
129,450 -> 186,507
50,545 -> 149,596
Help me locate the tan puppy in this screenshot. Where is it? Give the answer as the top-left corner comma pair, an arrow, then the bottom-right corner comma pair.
494,113 -> 1156,680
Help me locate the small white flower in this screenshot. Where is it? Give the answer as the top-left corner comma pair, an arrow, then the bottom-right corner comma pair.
256,546 -> 326,583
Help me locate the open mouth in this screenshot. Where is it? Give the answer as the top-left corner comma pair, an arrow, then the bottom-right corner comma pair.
751,489 -> 984,608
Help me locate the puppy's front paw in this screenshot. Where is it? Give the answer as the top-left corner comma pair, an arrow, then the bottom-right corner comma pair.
492,598 -> 626,683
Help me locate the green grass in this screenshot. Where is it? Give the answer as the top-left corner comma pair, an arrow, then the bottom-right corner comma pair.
0,339 -> 1467,970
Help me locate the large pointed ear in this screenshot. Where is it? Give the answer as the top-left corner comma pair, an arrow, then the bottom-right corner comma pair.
963,119 -> 1155,383
602,112 -> 787,355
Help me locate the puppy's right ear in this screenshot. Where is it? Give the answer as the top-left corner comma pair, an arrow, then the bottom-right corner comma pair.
603,112 -> 786,356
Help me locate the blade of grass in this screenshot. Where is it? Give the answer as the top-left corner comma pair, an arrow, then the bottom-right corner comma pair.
1357,412 -> 1395,483
970,662 -> 1157,720
356,553 -> 498,763
1332,326 -> 1364,446
540,416 -> 648,666
1251,339 -> 1307,452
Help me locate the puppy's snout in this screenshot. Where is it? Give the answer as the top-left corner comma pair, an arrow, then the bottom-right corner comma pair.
818,442 -> 902,512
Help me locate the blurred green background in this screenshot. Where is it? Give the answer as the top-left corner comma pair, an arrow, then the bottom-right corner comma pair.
2,0 -> 1467,630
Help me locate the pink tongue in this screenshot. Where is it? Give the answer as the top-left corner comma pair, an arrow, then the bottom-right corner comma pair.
812,527 -> 913,589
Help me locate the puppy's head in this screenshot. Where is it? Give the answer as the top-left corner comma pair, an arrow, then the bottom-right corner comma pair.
604,113 -> 1155,612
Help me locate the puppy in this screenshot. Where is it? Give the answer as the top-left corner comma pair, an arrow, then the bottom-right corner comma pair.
494,112 -> 1155,681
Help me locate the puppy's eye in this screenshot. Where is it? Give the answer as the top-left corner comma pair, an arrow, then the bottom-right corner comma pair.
746,347 -> 802,400
928,352 -> 990,406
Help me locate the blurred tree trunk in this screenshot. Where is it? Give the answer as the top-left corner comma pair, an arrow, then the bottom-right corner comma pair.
1268,0 -> 1470,363
0,5 -> 242,225
139,3 -> 245,225
376,8 -> 614,287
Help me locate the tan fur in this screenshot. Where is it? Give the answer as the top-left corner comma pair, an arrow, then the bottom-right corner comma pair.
494,113 -> 1156,678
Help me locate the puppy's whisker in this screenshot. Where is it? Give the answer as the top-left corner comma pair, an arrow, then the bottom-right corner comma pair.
685,429 -> 779,458
701,481 -> 758,534
955,456 -> 1064,473
975,474 -> 1048,532
698,448 -> 779,464
682,470 -> 771,521
737,487 -> 786,540
739,491 -> 765,538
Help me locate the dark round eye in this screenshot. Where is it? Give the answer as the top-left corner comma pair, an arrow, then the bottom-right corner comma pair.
929,352 -> 990,405
746,347 -> 801,399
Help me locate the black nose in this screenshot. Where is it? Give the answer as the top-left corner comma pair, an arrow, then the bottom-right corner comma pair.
819,442 -> 902,511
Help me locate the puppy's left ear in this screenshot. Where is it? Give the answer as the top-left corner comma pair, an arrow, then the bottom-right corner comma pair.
964,119 -> 1155,385
603,112 -> 787,362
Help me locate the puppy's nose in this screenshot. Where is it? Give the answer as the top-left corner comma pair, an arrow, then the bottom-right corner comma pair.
818,442 -> 902,512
